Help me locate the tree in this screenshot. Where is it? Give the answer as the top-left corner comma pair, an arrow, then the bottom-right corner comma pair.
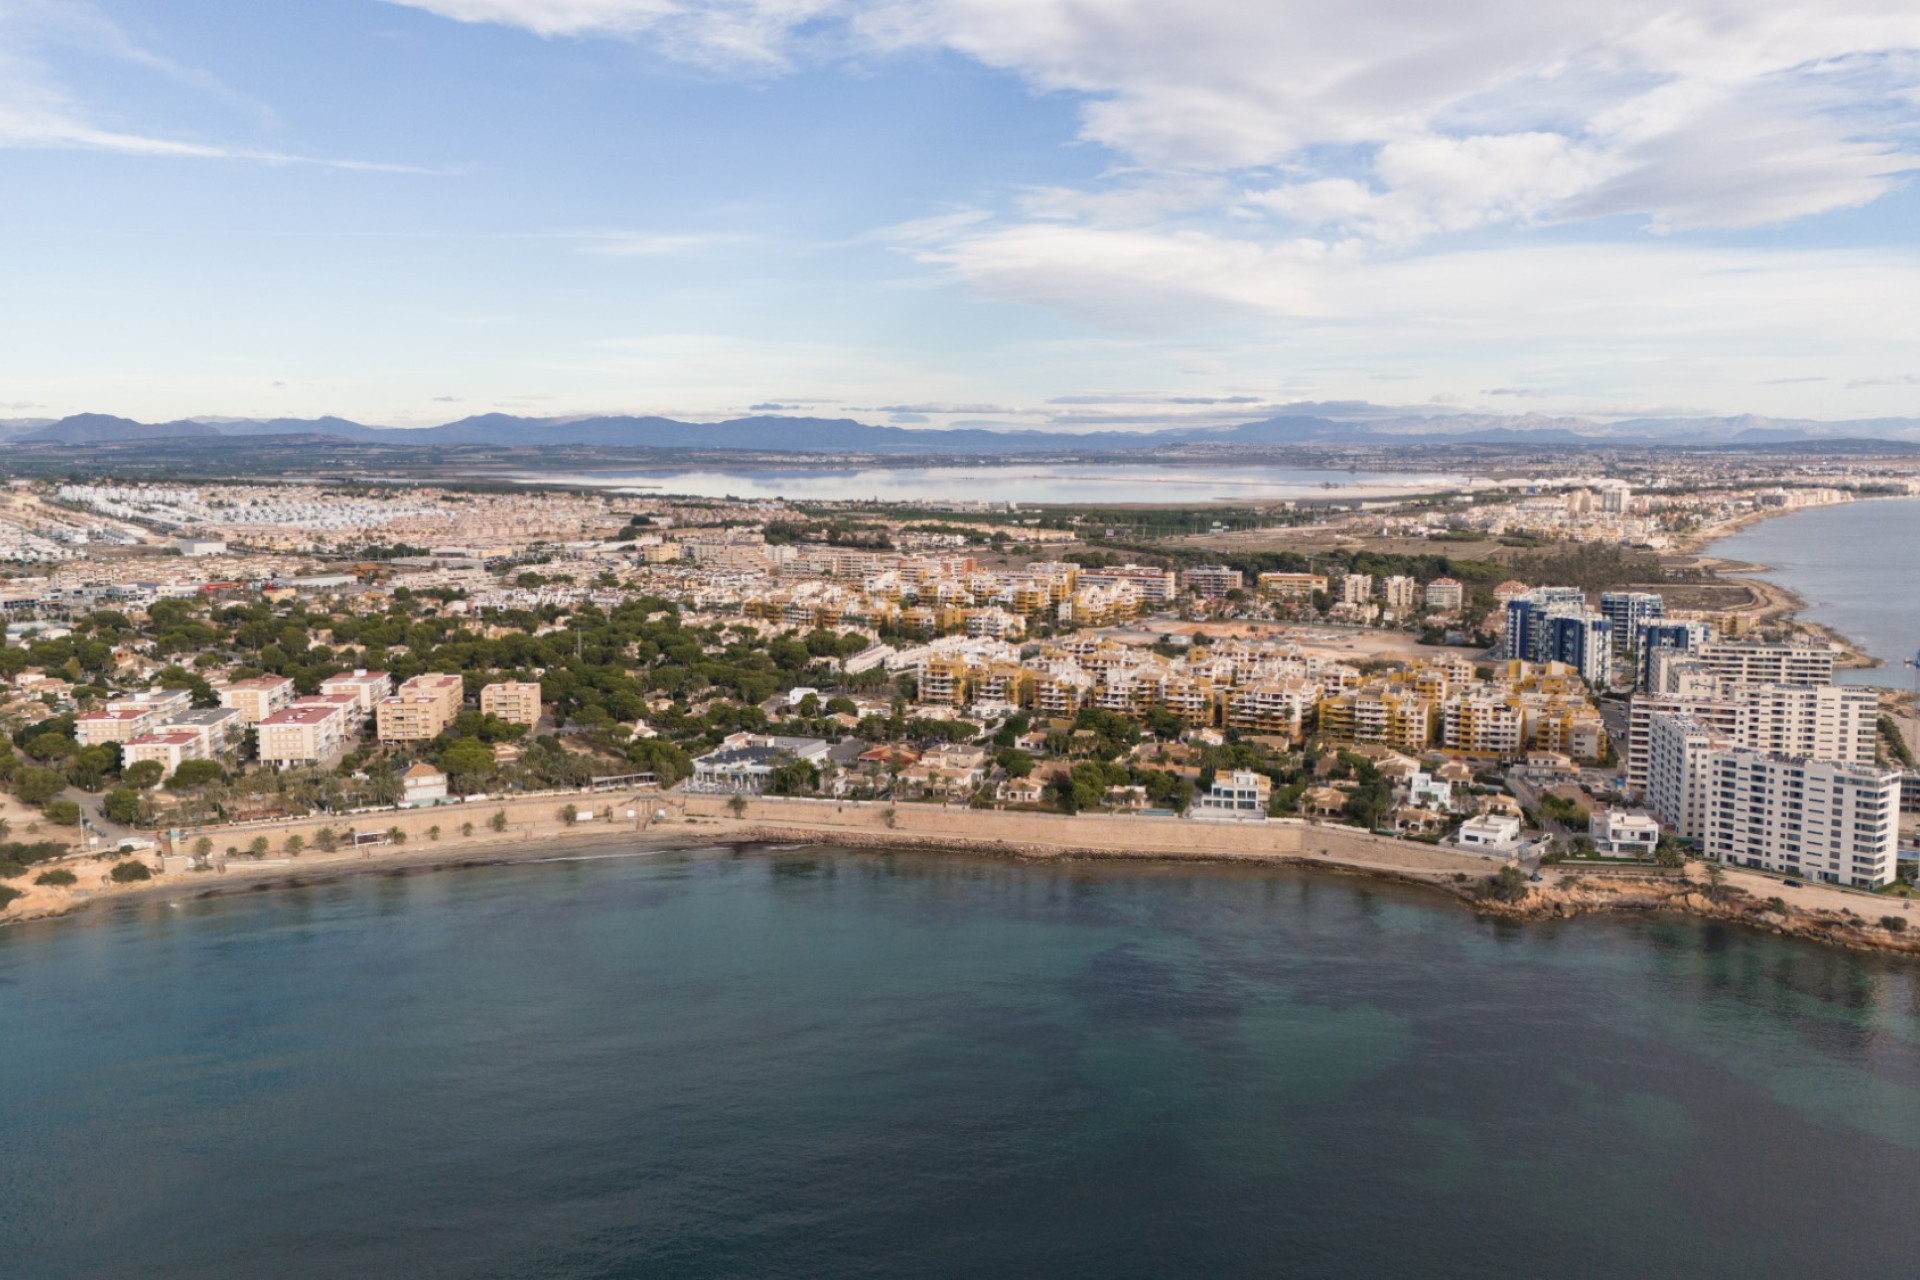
460,821 -> 475,838
285,834 -> 305,855
387,826 -> 408,845
168,759 -> 226,790
559,804 -> 579,826
996,749 -> 1034,779
438,737 -> 496,791
123,760 -> 165,790
249,836 -> 270,857
490,809 -> 509,833
24,731 -> 75,762
726,794 -> 748,818
193,836 -> 214,857
313,826 -> 339,853
103,788 -> 146,827
14,767 -> 64,806
43,800 -> 81,826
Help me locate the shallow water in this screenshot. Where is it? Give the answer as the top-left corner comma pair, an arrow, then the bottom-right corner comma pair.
5,846 -> 1920,1277
496,462 -> 1474,504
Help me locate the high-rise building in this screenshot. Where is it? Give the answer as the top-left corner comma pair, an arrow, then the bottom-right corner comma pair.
1636,620 -> 1712,687
1701,750 -> 1900,888
1546,612 -> 1614,686
1340,573 -> 1374,606
1502,588 -> 1587,661
1627,684 -> 1877,797
1599,591 -> 1664,657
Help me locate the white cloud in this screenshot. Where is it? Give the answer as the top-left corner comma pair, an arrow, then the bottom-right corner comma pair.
391,0 -> 1920,239
386,0 -> 841,66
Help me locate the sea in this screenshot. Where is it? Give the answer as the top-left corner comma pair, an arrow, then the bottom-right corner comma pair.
494,462 -> 1477,505
1709,497 -> 1920,689
7,845 -> 1920,1277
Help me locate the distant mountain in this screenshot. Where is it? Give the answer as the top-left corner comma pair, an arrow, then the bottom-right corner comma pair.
9,408 -> 1920,453
20,414 -> 222,444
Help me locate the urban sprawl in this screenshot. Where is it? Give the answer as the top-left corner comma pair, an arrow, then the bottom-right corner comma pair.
1,462 -> 1917,923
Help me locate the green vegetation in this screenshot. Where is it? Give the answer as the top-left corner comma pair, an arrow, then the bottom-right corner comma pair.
108,859 -> 152,883
35,868 -> 77,887
1478,865 -> 1531,903
1878,716 -> 1916,769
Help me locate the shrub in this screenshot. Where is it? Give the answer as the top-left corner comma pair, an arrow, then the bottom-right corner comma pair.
427,825 -> 441,842
0,858 -> 26,879
193,836 -> 214,857
42,800 -> 81,826
387,826 -> 407,845
35,868 -> 77,887
109,859 -> 152,883
490,809 -> 508,833
1478,865 -> 1530,904
559,804 -> 578,826
249,836 -> 270,857
1880,916 -> 1908,934
460,821 -> 474,838
0,884 -> 21,910
313,827 -> 339,853
285,834 -> 305,855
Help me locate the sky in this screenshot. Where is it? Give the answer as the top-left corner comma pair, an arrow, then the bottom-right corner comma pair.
1,0 -> 1918,431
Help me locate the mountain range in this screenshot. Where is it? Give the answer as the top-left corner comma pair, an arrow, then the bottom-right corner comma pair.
4,409 -> 1919,453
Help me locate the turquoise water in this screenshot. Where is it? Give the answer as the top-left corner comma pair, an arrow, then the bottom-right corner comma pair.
6,846 -> 1920,1277
1712,497 -> 1920,689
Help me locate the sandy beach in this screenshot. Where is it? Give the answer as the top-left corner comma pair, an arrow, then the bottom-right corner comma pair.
10,790 -> 1918,959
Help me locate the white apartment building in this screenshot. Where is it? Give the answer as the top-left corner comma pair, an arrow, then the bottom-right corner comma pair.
1694,640 -> 1837,687
75,705 -> 160,747
1701,750 -> 1900,888
1645,713 -> 1731,840
121,730 -> 205,779
1076,565 -> 1176,603
1424,577 -> 1465,611
1627,683 -> 1874,798
257,700 -> 352,767
318,668 -> 393,716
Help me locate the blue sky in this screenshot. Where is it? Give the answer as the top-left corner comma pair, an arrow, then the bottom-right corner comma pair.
2,0 -> 1918,429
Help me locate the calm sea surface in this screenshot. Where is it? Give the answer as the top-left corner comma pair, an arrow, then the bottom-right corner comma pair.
1711,497 -> 1920,688
6,846 -> 1920,1278
496,463 -> 1474,504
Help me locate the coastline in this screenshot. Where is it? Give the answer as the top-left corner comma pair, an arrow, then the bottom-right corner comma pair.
1685,497 -> 1909,674
9,799 -> 1918,960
